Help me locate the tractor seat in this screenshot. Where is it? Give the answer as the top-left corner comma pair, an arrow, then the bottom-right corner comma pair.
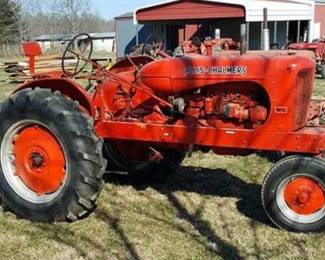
22,42 -> 65,79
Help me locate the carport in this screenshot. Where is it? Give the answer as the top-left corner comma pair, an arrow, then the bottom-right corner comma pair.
134,0 -> 314,51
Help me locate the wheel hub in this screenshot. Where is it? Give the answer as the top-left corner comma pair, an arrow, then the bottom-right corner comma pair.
296,190 -> 310,205
30,151 -> 45,168
284,177 -> 325,215
12,125 -> 66,195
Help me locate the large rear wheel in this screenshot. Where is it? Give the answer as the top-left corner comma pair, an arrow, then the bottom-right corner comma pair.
0,88 -> 106,222
262,156 -> 325,232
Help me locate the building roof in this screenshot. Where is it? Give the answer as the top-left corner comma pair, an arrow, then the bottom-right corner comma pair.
34,34 -> 67,41
134,0 -> 314,23
115,12 -> 134,19
90,32 -> 116,39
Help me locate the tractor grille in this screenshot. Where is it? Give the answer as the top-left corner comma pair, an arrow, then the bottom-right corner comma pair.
295,69 -> 314,129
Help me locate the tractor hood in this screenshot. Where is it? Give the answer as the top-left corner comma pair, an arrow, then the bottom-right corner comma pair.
140,54 -> 314,95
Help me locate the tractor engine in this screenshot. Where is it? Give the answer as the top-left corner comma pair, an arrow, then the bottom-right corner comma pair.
172,86 -> 268,128
128,55 -> 272,129
104,79 -> 270,130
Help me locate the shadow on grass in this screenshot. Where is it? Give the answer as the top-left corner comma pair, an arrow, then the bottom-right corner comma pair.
103,165 -> 271,259
22,224 -> 107,258
105,166 -> 269,225
96,209 -> 141,260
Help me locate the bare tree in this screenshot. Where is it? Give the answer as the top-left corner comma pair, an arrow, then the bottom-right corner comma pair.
17,0 -> 52,40
53,0 -> 91,34
16,0 -> 114,41
0,0 -> 20,43
79,12 -> 115,33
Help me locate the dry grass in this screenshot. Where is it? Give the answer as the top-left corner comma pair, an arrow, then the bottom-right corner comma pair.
0,61 -> 325,259
314,75 -> 325,98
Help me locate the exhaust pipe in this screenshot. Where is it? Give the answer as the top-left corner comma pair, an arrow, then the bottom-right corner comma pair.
262,8 -> 270,51
215,28 -> 221,39
240,24 -> 247,55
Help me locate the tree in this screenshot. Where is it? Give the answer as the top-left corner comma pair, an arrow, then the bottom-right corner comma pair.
16,0 -> 115,41
79,13 -> 115,33
0,0 -> 20,44
53,0 -> 91,34
17,0 -> 59,41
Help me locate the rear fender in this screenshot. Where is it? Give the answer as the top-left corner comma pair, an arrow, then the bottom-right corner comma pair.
12,78 -> 94,116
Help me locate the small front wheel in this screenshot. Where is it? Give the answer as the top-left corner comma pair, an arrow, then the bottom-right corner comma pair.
262,156 -> 325,233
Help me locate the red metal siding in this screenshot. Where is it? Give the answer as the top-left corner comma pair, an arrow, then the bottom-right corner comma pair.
136,0 -> 245,22
178,24 -> 202,44
315,4 -> 325,37
185,24 -> 201,40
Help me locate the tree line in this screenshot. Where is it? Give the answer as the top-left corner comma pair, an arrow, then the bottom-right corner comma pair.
0,0 -> 115,45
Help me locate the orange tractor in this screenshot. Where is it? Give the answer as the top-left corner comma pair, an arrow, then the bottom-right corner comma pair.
1,30 -> 325,233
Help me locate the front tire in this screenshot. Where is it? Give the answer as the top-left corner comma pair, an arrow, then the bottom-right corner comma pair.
259,151 -> 286,163
262,156 -> 325,232
0,88 -> 106,222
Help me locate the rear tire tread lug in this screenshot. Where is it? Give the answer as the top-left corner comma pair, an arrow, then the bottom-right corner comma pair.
66,211 -> 78,222
78,210 -> 89,218
79,152 -> 102,166
80,171 -> 102,190
76,192 -> 94,210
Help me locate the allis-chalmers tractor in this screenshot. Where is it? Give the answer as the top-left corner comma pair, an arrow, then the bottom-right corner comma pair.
1,31 -> 325,233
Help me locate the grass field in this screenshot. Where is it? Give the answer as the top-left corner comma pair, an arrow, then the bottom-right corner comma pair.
0,64 -> 325,259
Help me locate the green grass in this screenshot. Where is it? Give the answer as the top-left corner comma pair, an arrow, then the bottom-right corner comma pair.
0,68 -> 14,99
0,63 -> 325,259
314,75 -> 325,98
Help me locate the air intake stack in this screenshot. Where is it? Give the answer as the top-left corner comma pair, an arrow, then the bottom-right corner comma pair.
240,23 -> 247,55
262,8 -> 270,51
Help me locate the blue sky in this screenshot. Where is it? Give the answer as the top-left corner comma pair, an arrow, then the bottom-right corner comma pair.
93,0 -> 161,20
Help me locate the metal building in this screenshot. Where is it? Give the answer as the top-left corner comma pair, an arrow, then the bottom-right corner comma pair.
115,0 -> 323,57
115,13 -> 153,58
315,0 -> 325,38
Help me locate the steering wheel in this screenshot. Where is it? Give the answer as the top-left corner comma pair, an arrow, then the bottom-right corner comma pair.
141,32 -> 165,57
62,33 -> 93,77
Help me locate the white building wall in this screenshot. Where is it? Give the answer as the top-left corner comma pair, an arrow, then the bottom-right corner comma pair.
93,39 -> 115,52
37,41 -> 52,52
36,38 -> 116,53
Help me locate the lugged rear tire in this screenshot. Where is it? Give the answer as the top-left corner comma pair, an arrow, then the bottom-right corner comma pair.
0,88 -> 106,222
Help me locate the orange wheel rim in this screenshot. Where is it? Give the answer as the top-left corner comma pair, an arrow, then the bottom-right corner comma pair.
13,125 -> 66,195
284,177 -> 325,215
